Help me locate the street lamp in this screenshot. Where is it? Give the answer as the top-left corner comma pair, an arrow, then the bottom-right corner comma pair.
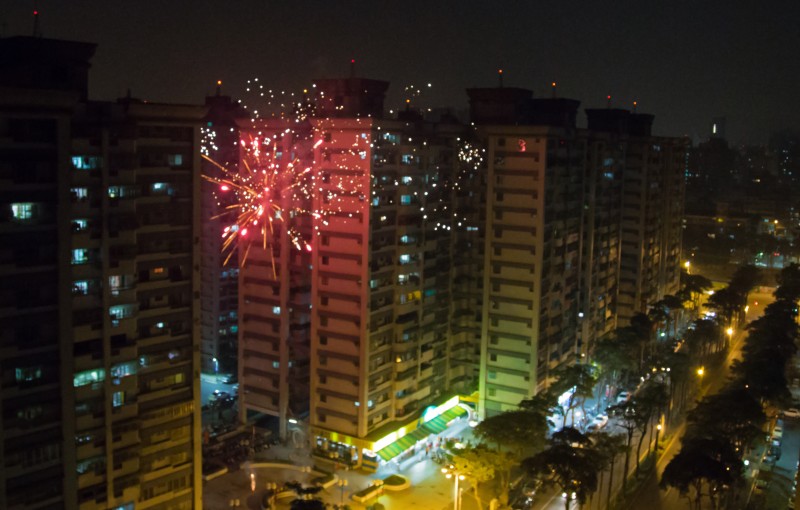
697,366 -> 704,377
655,421 -> 663,457
212,357 -> 219,375
337,478 -> 348,507
441,464 -> 465,510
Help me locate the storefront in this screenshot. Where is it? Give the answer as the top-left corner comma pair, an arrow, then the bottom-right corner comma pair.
311,395 -> 470,470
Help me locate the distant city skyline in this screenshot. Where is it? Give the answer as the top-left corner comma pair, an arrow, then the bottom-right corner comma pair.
3,0 -> 798,144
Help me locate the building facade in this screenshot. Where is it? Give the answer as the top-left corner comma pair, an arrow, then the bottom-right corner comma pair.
0,37 -> 204,510
233,77 -> 480,464
471,90 -> 684,417
200,89 -> 247,376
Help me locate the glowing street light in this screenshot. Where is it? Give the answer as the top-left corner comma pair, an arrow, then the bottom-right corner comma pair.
697,367 -> 705,377
726,327 -> 734,338
337,478 -> 348,507
441,464 -> 465,510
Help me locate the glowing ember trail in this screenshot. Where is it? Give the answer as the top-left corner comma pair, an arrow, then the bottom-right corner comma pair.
202,132 -> 313,275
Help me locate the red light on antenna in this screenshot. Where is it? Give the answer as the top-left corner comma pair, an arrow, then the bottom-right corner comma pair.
351,59 -> 355,64
33,10 -> 39,15
552,82 -> 556,87
498,69 -> 503,74
607,95 -> 611,100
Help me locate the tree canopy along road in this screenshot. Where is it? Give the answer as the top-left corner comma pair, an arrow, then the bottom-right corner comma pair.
627,289 -> 777,510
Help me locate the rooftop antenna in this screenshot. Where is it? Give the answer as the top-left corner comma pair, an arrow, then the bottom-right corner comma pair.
350,58 -> 356,79
216,80 -> 222,96
551,82 -> 557,99
606,95 -> 612,109
32,4 -> 41,37
498,68 -> 503,88
632,101 -> 638,113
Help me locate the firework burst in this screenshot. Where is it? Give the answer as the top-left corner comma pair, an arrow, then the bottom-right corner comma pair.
202,131 -> 317,275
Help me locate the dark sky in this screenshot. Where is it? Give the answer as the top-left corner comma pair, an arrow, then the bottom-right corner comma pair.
4,1 -> 799,143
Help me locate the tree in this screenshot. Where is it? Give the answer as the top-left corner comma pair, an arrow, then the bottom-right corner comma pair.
631,381 -> 669,474
593,332 -> 638,398
685,319 -> 721,358
549,364 -> 598,427
661,436 -> 741,510
590,431 -> 627,510
522,428 -> 603,510
686,384 -> 765,455
704,286 -> 741,328
448,444 -> 513,509
728,264 -> 759,298
474,409 -> 549,457
775,263 -> 800,301
606,400 -> 636,491
678,271 -> 713,311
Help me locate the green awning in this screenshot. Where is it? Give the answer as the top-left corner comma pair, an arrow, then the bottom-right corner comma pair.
376,426 -> 429,461
421,406 -> 468,435
375,406 -> 468,461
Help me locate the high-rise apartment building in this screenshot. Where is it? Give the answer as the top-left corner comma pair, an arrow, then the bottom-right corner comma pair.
236,77 -> 479,465
236,76 -> 683,462
471,89 -> 684,417
0,37 -> 204,510
200,89 -> 248,375
236,117 -> 314,440
607,112 -> 685,322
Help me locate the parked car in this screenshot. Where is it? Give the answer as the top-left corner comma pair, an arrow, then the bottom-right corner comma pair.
209,390 -> 230,403
586,414 -> 609,432
616,391 -> 631,404
783,408 -> 800,419
754,477 -> 770,495
773,424 -> 784,441
765,445 -> 782,464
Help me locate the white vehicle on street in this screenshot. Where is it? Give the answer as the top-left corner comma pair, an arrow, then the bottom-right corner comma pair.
586,414 -> 609,432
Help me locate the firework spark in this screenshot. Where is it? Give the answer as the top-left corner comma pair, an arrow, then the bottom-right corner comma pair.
203,131 -> 314,275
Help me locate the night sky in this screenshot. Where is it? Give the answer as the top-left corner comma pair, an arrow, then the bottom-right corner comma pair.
3,1 -> 798,143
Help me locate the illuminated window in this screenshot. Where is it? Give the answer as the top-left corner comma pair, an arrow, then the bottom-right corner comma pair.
167,154 -> 183,166
73,368 -> 105,387
10,202 -> 34,220
71,249 -> 89,265
72,218 -> 88,232
153,267 -> 165,274
72,280 -> 90,295
400,195 -> 412,205
109,275 -> 122,294
109,305 -> 135,320
110,361 -> 137,378
272,306 -> 281,314
72,155 -> 100,170
71,187 -> 88,201
15,366 -> 43,382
